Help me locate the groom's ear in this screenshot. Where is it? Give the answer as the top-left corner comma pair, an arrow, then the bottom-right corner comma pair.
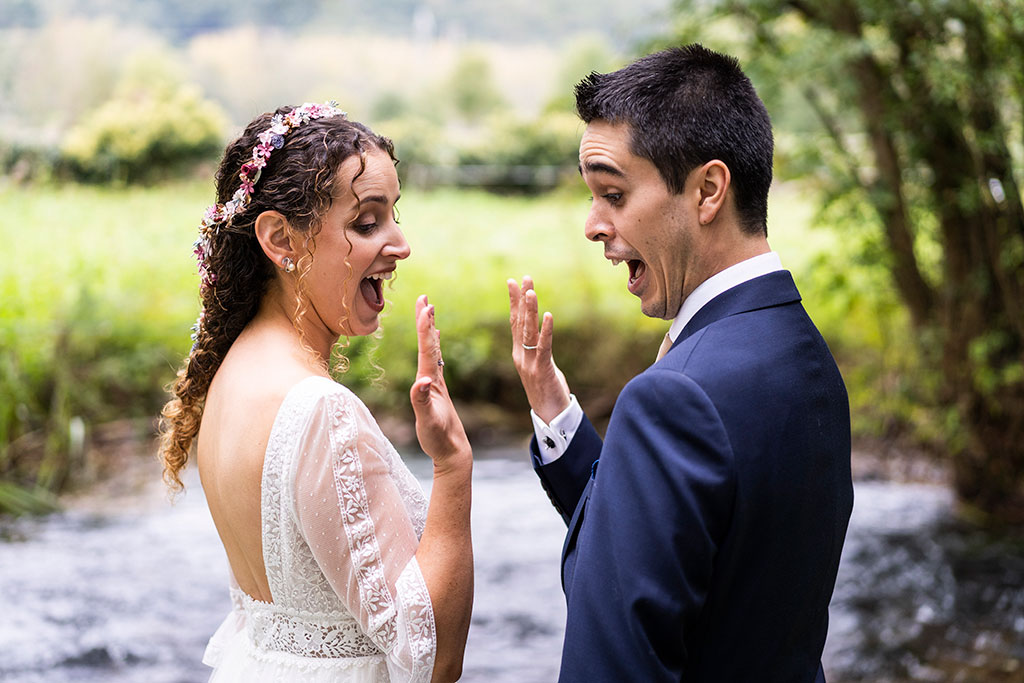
254,210 -> 298,269
695,160 -> 730,226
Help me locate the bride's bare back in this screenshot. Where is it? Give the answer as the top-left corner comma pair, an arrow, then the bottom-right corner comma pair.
197,319 -> 318,603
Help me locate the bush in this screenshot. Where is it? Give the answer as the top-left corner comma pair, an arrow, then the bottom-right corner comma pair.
0,138 -> 62,183
461,112 -> 583,168
62,70 -> 227,184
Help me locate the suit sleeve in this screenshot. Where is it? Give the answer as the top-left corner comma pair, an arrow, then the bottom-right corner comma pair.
531,413 -> 603,526
559,370 -> 736,680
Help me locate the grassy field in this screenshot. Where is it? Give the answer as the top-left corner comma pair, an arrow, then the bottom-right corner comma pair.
0,178 -> 915,497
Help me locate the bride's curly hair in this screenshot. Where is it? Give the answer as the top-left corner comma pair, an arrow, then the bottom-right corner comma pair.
158,106 -> 396,493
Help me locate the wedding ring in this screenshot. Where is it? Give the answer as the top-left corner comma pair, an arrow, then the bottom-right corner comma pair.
522,343 -> 539,350
437,359 -> 444,367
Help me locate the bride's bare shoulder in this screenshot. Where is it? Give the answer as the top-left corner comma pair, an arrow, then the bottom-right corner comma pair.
198,327 -> 329,456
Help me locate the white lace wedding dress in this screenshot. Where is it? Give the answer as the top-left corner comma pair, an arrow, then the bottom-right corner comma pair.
202,376 -> 436,682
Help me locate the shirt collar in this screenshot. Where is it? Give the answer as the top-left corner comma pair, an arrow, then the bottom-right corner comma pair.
667,252 -> 784,342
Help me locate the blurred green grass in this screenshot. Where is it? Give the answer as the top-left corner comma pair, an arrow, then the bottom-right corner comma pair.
1,179 -> 918,484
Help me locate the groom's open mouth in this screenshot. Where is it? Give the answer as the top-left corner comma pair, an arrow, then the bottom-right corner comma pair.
610,256 -> 647,296
626,259 -> 647,293
359,271 -> 392,313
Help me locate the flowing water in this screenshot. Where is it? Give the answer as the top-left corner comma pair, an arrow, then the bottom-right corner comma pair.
1,449 -> 1021,682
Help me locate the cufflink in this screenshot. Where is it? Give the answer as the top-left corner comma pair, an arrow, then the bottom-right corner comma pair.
543,437 -> 556,449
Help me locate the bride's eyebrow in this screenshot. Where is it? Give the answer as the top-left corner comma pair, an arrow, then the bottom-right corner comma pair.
359,193 -> 400,207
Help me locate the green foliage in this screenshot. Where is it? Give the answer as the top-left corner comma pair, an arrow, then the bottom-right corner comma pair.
443,49 -> 507,123
666,0 -> 1024,521
458,112 -> 583,168
543,35 -> 623,114
1,176 -> 906,504
0,181 -> 205,491
370,91 -> 413,123
61,53 -> 228,183
0,182 -> 672,492
376,110 -> 581,192
0,138 -> 62,183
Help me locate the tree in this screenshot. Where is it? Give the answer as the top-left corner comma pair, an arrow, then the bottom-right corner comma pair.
665,0 -> 1024,524
61,51 -> 227,183
444,49 -> 506,123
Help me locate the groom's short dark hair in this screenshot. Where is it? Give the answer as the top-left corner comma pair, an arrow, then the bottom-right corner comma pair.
575,44 -> 773,236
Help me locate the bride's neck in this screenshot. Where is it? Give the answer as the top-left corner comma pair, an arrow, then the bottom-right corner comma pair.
248,293 -> 335,369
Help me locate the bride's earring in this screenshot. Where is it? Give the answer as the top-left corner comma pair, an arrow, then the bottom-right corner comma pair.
282,257 -> 296,273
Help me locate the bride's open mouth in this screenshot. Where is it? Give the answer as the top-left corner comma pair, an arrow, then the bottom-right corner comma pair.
359,271 -> 392,313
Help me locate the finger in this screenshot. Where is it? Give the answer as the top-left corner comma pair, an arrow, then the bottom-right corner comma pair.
522,274 -> 534,293
415,292 -> 428,329
416,302 -> 441,378
538,311 -> 554,354
507,279 -> 521,335
410,376 -> 432,406
523,289 -> 539,348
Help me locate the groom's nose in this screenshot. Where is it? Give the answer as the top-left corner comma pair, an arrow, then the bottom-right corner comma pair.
584,206 -> 613,243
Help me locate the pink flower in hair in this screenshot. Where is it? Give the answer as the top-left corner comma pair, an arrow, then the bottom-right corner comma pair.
188,101 -> 347,343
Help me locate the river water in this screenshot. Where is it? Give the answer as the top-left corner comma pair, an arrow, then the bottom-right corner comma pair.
1,448 -> 1022,682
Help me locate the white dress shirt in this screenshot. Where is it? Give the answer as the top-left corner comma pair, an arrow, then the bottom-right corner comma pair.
531,251 -> 783,463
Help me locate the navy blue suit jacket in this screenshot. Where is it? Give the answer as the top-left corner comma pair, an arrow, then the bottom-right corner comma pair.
532,271 -> 853,682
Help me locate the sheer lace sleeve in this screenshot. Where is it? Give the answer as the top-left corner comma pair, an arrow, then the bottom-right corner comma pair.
291,384 -> 436,682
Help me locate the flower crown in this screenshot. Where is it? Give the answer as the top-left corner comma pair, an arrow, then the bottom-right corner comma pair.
190,101 -> 347,347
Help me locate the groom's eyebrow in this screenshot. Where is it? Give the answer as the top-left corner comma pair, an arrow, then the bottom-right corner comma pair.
579,161 -> 625,178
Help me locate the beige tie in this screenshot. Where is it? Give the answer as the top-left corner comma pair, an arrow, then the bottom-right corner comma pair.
656,332 -> 673,362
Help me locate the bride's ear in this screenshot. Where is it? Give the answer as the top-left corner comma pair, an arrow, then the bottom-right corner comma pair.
254,210 -> 298,269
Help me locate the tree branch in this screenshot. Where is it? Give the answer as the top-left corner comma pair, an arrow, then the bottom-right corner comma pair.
736,7 -> 865,188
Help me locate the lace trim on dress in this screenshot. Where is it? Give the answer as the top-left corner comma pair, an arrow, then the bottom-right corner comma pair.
240,590 -> 381,659
235,636 -> 387,673
234,376 -> 437,679
396,558 -> 437,678
328,390 -> 399,651
258,378 -> 378,658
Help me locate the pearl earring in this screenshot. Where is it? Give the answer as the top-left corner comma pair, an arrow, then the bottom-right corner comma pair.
282,257 -> 296,273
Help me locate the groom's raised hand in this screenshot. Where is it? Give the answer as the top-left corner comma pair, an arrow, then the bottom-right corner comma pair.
508,276 -> 571,424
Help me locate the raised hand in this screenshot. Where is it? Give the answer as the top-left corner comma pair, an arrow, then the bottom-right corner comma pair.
410,295 -> 472,472
508,276 -> 571,424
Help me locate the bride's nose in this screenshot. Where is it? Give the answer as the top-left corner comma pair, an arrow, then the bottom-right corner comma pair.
385,225 -> 411,260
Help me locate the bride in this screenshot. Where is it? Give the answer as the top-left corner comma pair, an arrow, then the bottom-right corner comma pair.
158,102 -> 473,682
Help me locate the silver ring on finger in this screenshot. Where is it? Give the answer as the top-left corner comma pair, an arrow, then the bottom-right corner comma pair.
522,343 -> 539,350
437,358 -> 445,367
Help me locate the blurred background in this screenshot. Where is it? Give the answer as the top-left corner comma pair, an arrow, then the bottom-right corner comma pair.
1,0 -> 1022,681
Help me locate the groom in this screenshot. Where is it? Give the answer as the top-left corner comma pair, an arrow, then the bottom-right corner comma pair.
508,45 -> 853,681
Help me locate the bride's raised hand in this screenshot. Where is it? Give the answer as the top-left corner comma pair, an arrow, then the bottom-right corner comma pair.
410,295 -> 471,473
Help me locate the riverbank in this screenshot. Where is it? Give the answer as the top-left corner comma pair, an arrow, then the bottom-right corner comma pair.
3,434 -> 1023,682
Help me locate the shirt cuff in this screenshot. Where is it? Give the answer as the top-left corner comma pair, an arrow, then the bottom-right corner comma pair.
530,395 -> 583,464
